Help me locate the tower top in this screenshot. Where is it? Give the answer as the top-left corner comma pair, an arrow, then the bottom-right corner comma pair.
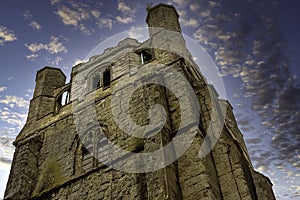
146,3 -> 181,35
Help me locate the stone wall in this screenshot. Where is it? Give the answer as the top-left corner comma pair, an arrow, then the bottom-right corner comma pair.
4,3 -> 275,200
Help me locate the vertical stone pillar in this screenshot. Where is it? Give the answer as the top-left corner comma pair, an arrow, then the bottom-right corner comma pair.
4,136 -> 42,200
27,66 -> 66,122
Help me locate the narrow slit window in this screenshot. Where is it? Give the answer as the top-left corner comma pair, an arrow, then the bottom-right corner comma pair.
103,67 -> 111,88
61,91 -> 70,106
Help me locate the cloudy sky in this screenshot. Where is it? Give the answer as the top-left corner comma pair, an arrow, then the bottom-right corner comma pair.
0,0 -> 299,199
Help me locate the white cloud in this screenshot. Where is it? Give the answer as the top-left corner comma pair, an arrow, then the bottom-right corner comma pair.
0,26 -> 17,45
23,11 -> 43,31
26,54 -> 39,59
77,24 -> 92,35
97,18 -> 113,29
50,0 -> 61,5
55,1 -> 91,27
117,1 -> 135,15
24,88 -> 33,98
116,1 -> 136,24
190,3 -> 200,12
0,87 -> 7,92
25,36 -> 67,57
52,1 -> 111,33
0,95 -> 29,108
168,0 -> 186,6
29,21 -> 42,30
0,108 -> 27,127
208,1 -> 219,8
50,56 -> 63,65
181,18 -> 199,28
177,10 -> 187,17
91,10 -> 101,19
25,43 -> 48,52
115,16 -> 134,24
56,5 -> 81,26
48,36 -> 68,54
128,25 -> 148,42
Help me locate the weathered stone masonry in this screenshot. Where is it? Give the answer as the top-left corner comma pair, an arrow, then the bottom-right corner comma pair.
5,4 -> 276,200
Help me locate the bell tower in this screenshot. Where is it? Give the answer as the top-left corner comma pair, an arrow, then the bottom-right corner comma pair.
146,4 -> 181,37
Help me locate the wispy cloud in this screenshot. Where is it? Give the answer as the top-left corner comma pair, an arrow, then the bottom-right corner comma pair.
115,16 -> 134,24
25,43 -> 48,53
91,10 -> 101,19
180,18 -> 199,28
0,87 -> 7,92
23,11 -> 43,31
115,1 -> 136,24
49,56 -> 63,66
0,127 -> 18,165
47,36 -> 68,54
0,26 -> 17,45
56,4 -> 85,26
0,95 -> 29,108
77,24 -> 92,35
53,0 -> 109,34
0,135 -> 14,164
127,25 -> 148,42
167,0 -> 186,6
23,10 -> 32,20
29,21 -> 42,30
50,0 -> 61,5
96,18 -> 113,29
26,54 -> 39,60
190,3 -> 200,12
25,36 -> 67,59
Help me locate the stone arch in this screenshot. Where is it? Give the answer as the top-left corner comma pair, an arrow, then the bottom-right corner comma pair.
78,124 -> 110,172
54,85 -> 71,113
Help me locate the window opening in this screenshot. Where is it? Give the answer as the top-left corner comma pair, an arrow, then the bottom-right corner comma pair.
55,89 -> 70,113
60,91 -> 70,106
140,50 -> 152,64
103,67 -> 111,88
92,74 -> 100,90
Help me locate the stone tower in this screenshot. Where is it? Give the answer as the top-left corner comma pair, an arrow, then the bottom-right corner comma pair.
4,4 -> 276,200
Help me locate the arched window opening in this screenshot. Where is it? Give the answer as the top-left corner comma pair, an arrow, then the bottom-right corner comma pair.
140,50 -> 153,64
103,67 -> 111,88
80,125 -> 110,172
60,91 -> 70,106
55,89 -> 71,113
91,73 -> 100,91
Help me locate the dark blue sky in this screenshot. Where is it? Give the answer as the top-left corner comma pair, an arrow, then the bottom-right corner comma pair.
0,0 -> 299,199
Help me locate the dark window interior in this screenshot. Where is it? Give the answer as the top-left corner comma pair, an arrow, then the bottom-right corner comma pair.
103,67 -> 111,88
141,50 -> 152,63
92,74 -> 100,89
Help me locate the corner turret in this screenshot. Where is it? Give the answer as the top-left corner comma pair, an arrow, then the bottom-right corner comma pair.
146,4 -> 181,37
27,66 -> 66,121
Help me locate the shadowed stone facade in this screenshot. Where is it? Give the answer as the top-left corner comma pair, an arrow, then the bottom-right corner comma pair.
4,4 -> 275,200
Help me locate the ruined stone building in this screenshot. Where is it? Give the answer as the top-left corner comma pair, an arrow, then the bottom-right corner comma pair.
4,4 -> 276,200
